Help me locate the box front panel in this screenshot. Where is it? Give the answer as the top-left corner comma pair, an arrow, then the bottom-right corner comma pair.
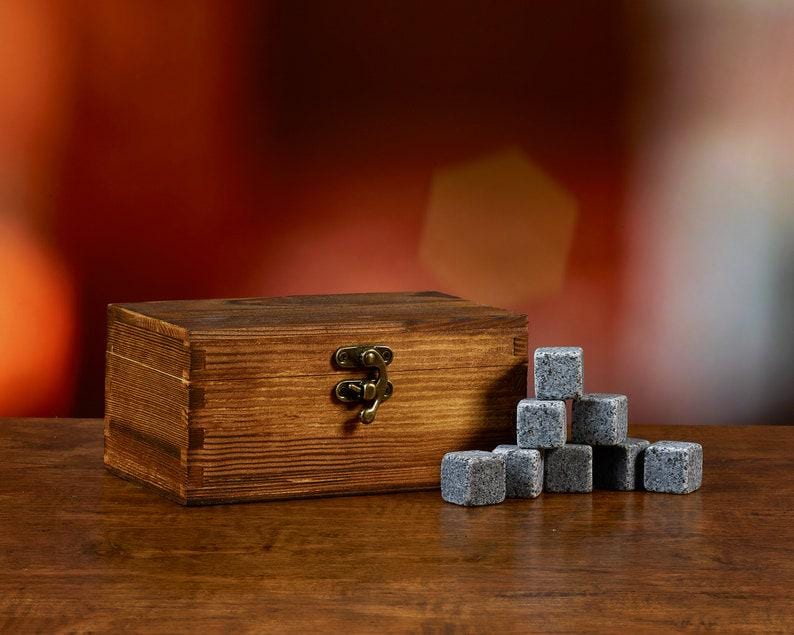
186,332 -> 527,503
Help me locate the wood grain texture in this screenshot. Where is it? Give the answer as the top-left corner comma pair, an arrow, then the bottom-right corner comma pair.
104,292 -> 527,504
2,419 -> 792,633
189,366 -> 524,503
114,292 -> 527,336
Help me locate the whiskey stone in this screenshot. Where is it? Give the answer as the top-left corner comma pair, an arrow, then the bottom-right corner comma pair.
440,451 -> 506,506
593,437 -> 650,490
644,441 -> 703,494
572,393 -> 628,446
534,347 -> 584,400
516,398 -> 566,449
493,444 -> 543,498
544,443 -> 592,493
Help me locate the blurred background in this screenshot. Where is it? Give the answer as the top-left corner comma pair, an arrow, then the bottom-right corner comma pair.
0,1 -> 792,424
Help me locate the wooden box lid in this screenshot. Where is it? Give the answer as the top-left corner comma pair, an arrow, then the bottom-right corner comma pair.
105,291 -> 528,504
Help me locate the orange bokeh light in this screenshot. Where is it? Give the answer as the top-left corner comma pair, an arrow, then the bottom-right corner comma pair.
0,221 -> 75,415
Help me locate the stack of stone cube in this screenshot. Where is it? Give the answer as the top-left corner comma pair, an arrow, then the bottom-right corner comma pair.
441,347 -> 703,506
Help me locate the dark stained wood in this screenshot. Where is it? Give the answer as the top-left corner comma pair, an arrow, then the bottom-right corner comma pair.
114,291 -> 528,335
105,292 -> 528,504
2,420 -> 793,632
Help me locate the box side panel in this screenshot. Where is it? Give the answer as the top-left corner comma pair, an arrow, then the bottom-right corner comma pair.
104,422 -> 186,503
105,354 -> 189,449
185,318 -> 527,503
107,305 -> 190,377
104,307 -> 190,502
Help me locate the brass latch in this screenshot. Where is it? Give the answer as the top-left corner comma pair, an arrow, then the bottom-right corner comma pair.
333,345 -> 394,424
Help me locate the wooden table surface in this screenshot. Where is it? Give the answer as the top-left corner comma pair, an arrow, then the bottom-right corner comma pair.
1,419 -> 792,632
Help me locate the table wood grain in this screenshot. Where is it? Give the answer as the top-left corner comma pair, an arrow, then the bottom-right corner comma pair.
1,419 -> 792,632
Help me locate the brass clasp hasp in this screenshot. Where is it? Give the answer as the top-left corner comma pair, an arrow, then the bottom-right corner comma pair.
333,345 -> 394,424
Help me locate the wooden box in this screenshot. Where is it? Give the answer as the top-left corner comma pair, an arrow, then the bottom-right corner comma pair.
104,292 -> 527,504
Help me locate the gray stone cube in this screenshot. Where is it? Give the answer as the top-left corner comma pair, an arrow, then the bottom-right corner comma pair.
534,347 -> 584,400
643,441 -> 703,494
516,398 -> 566,449
493,444 -> 543,498
572,393 -> 628,445
593,437 -> 650,490
544,443 -> 592,493
440,451 -> 506,506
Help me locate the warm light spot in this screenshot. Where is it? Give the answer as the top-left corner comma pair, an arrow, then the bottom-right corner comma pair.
250,164 -> 435,296
0,220 -> 75,415
419,147 -> 578,306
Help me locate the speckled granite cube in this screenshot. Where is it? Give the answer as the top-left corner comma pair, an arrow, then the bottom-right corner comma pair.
440,451 -> 506,506
593,438 -> 650,490
544,444 -> 592,493
493,445 -> 543,498
572,393 -> 628,446
534,347 -> 583,400
516,399 -> 566,449
643,441 -> 702,494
